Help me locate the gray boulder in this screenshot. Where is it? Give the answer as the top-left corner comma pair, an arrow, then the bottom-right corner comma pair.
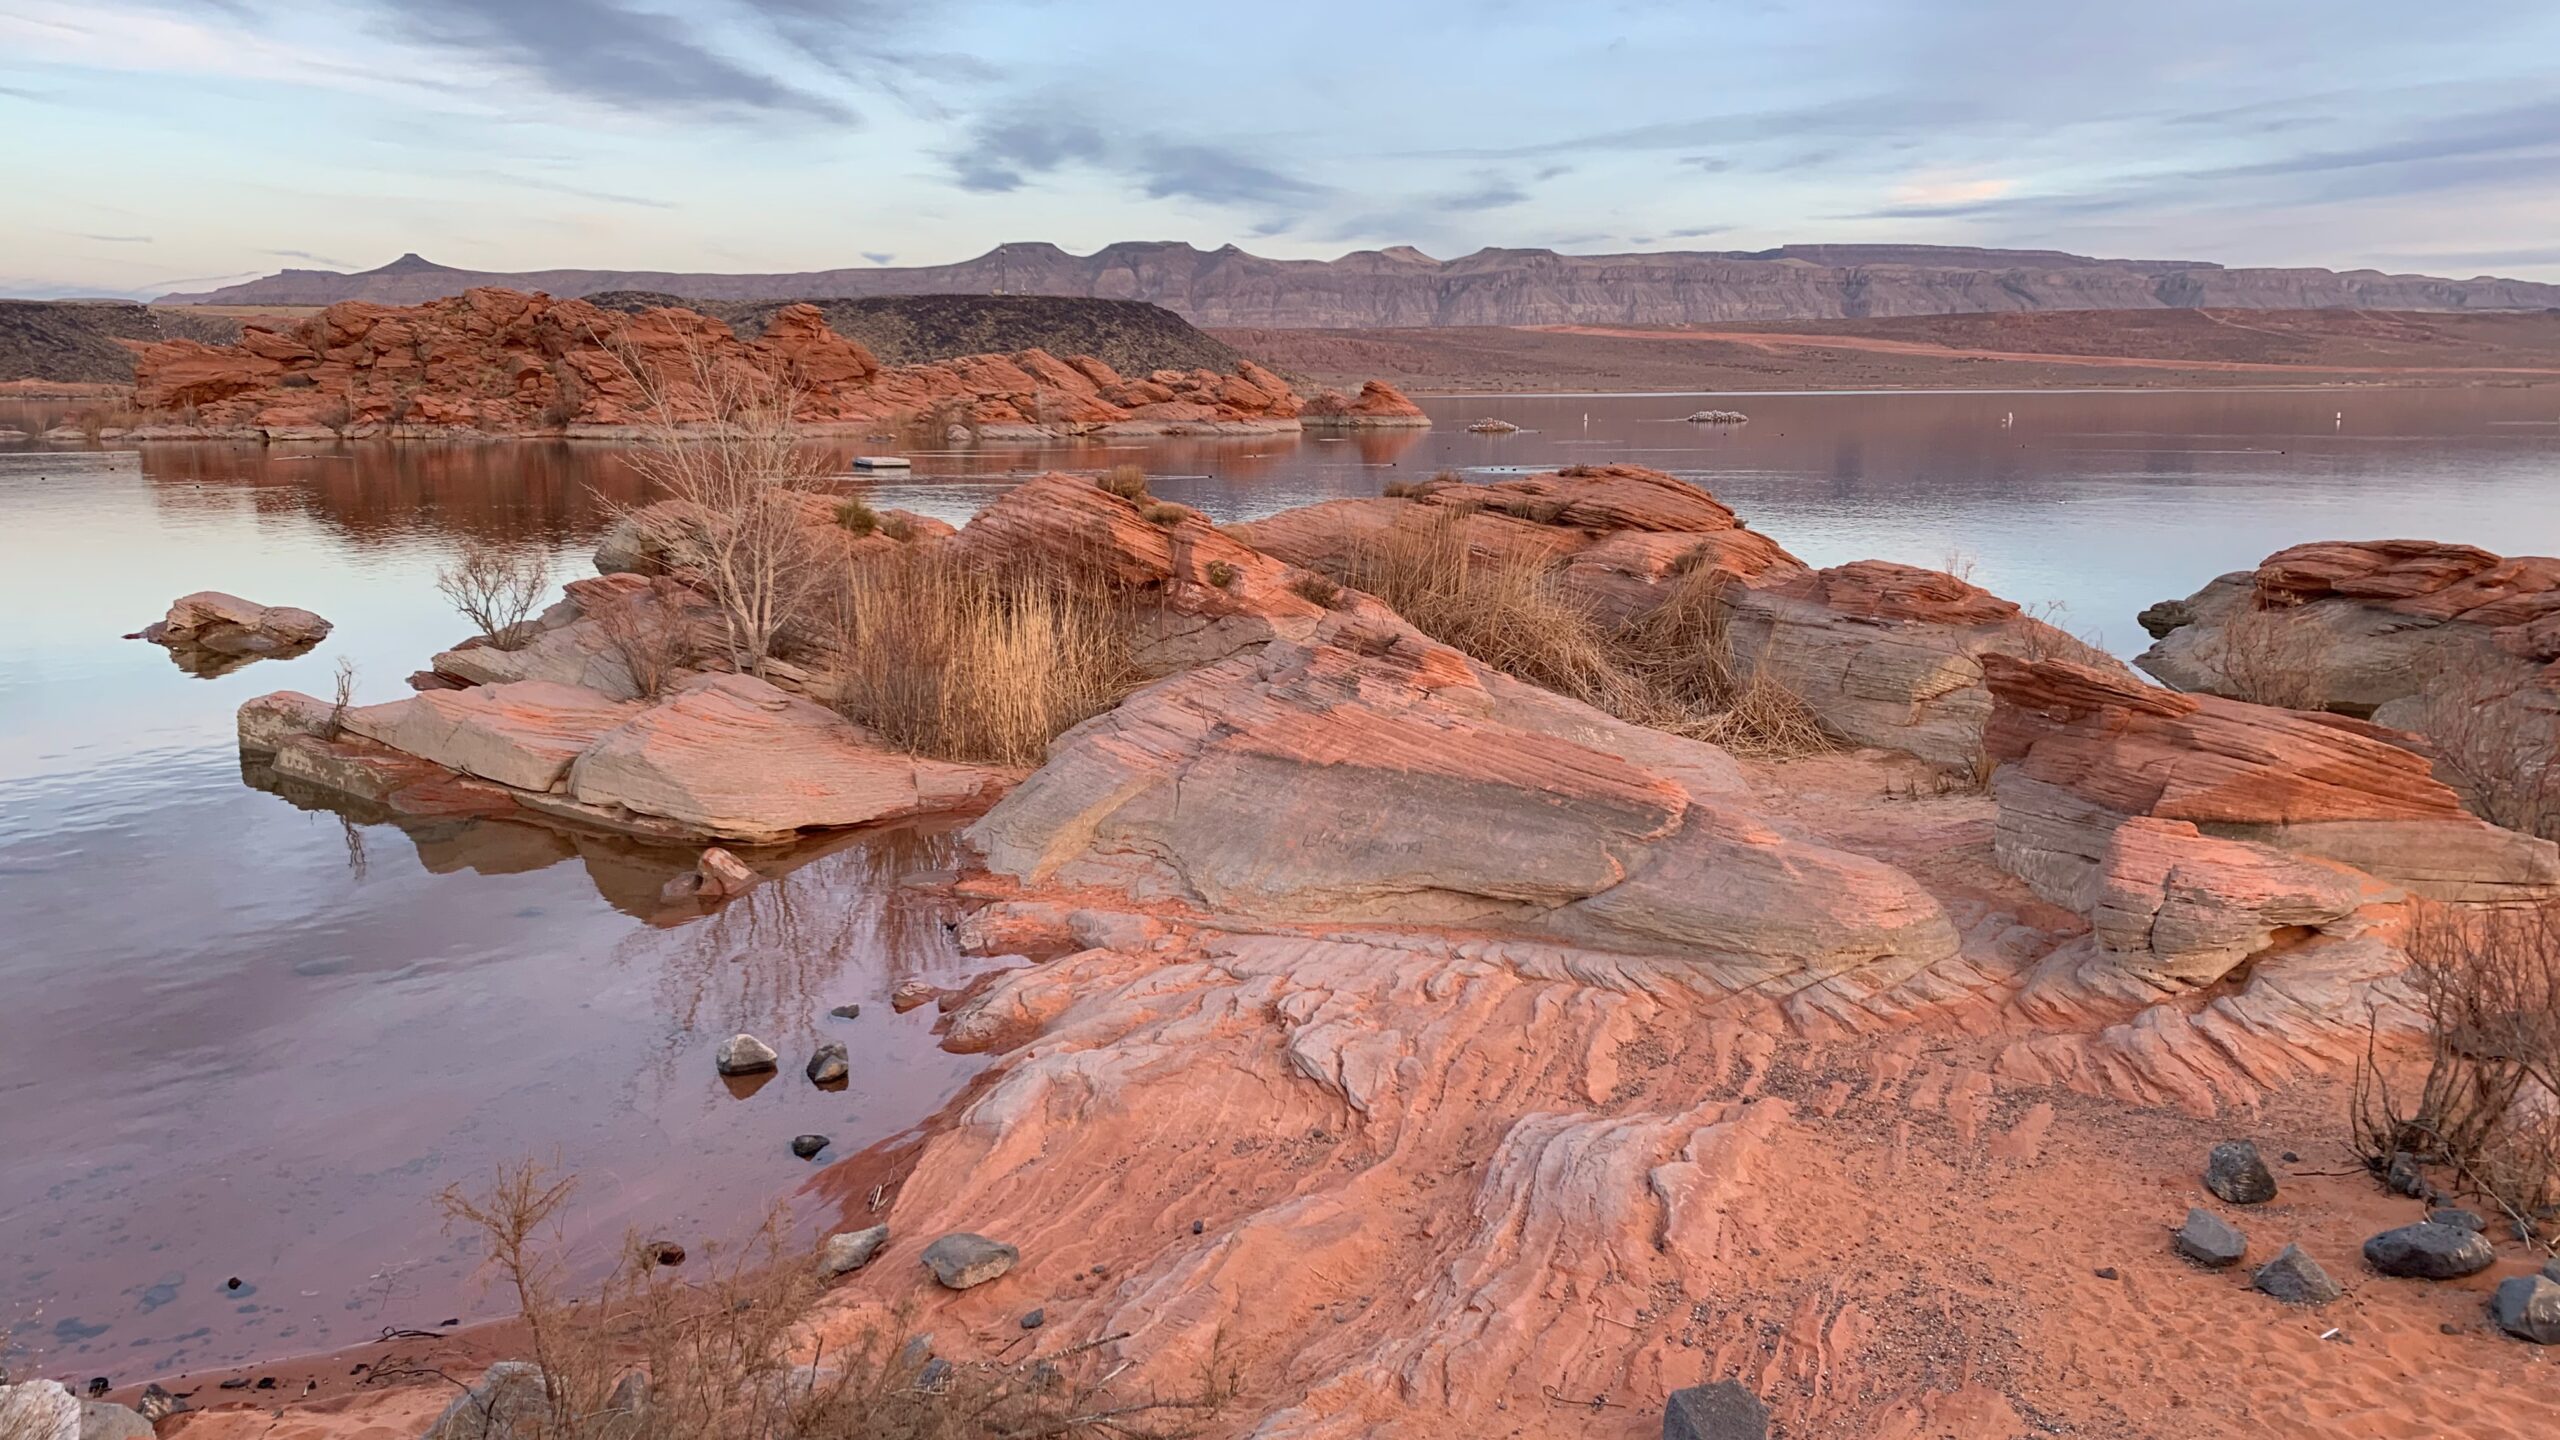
820,1224 -> 889,1276
921,1232 -> 1018,1290
422,1362 -> 550,1440
2495,1275 -> 2560,1344
2205,1141 -> 2276,1205
715,1033 -> 778,1075
806,1042 -> 850,1085
2426,1208 -> 2486,1233
0,1381 -> 79,1440
2174,1208 -> 2248,1268
1662,1380 -> 1769,1440
2362,1222 -> 2495,1280
80,1402 -> 156,1440
2253,1243 -> 2341,1305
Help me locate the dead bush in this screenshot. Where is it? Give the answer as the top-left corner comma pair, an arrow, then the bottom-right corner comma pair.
2207,598 -> 2333,711
326,655 -> 358,738
822,548 -> 1142,766
1287,572 -> 1344,609
2354,902 -> 2560,1234
835,499 -> 880,536
426,1161 -> 1233,1440
1204,560 -> 1239,589
1140,503 -> 1189,529
614,344 -> 835,680
2400,661 -> 2560,839
437,540 -> 556,650
1097,465 -> 1150,502
591,593 -> 694,701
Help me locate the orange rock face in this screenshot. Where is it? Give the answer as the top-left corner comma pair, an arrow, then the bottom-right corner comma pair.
129,287 -> 1407,439
1299,378 -> 1430,425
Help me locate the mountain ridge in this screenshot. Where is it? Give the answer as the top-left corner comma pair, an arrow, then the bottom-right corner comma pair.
153,241 -> 2560,327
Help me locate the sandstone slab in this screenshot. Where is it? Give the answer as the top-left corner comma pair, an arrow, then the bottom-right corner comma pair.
341,680 -> 640,792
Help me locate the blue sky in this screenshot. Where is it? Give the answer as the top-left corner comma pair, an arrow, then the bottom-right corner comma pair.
4,0 -> 2558,299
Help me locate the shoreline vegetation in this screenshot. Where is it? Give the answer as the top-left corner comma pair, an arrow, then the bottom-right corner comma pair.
52,367 -> 2560,1434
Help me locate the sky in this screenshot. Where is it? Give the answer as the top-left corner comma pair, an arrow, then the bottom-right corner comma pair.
4,0 -> 2559,299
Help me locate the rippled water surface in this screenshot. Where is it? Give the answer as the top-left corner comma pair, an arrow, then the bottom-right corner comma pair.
2,386 -> 2556,1378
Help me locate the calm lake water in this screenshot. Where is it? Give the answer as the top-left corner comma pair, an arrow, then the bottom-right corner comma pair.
3,385 -> 2557,1380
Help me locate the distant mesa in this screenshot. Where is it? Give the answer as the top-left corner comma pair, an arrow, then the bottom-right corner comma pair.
151,240 -> 2560,326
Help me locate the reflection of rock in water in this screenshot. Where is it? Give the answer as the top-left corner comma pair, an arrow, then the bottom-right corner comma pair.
149,634 -> 322,677
624,822 -> 973,1049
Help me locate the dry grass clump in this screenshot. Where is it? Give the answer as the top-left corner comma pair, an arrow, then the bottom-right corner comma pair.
2354,902 -> 2560,1235
1337,512 -> 1828,757
422,1162 -> 1233,1440
835,499 -> 880,536
2208,597 -> 2333,711
822,548 -> 1142,766
1203,560 -> 1239,589
1097,464 -> 1151,502
1141,502 -> 1190,529
437,539 -> 555,650
1287,572 -> 1345,609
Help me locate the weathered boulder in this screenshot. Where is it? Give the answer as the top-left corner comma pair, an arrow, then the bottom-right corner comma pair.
78,1402 -> 156,1440
660,846 -> 759,904
135,590 -> 331,659
1662,1379 -> 1769,1440
2174,1207 -> 2248,1268
970,620 -> 1957,986
806,1041 -> 850,1085
237,689 -> 341,754
563,673 -> 1005,843
2205,1141 -> 2277,1206
341,680 -> 640,792
421,1362 -> 549,1440
2252,1243 -> 2340,1305
1982,654 -> 2560,908
1298,379 -> 1431,427
820,1224 -> 889,1276
715,1033 -> 778,1075
921,1232 -> 1018,1290
2082,818 -> 2375,986
2495,1274 -> 2560,1343
2362,1222 -> 2495,1279
0,1381 -> 78,1440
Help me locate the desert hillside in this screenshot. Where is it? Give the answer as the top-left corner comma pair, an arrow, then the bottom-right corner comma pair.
157,243 -> 2560,325
583,291 -> 1242,376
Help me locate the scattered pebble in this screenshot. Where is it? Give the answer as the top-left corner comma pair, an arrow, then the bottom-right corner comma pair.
828,1004 -> 862,1020
1191,1219 -> 1204,1235
789,1134 -> 830,1160
806,1042 -> 850,1086
2094,1267 -> 2119,1281
1020,1308 -> 1046,1330
2427,1208 -> 2486,1233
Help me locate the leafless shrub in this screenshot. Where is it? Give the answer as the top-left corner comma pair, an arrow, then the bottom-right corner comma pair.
326,655 -> 358,739
2354,902 -> 2560,1233
1141,502 -> 1189,529
1287,572 -> 1344,609
613,342 -> 835,680
879,513 -> 917,543
835,499 -> 880,536
2206,598 -> 2333,711
2400,661 -> 2560,839
1097,465 -> 1150,502
591,593 -> 693,701
428,1162 -> 1233,1440
437,540 -> 555,650
823,548 -> 1142,766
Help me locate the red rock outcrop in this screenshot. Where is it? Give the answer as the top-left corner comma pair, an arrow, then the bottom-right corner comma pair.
131,288 -> 1421,440
1238,465 -> 2111,765
1981,652 -> 2560,906
1299,378 -> 1429,426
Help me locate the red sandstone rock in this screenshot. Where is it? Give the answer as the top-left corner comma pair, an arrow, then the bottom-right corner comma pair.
1300,378 -> 1430,426
1981,653 -> 2560,906
130,287 -> 1405,440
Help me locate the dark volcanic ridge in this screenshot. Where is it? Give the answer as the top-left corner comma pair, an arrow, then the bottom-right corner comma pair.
0,300 -> 245,385
155,242 -> 2560,327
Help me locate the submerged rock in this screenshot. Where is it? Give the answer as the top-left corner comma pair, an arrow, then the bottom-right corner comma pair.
2174,1208 -> 2248,1268
921,1232 -> 1018,1290
2253,1244 -> 2341,1306
2205,1141 -> 2277,1206
819,1224 -> 889,1276
715,1034 -> 778,1075
2363,1222 -> 2495,1280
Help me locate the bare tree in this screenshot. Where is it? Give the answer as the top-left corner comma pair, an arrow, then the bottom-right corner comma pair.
2401,661 -> 2560,839
2204,598 -> 2334,711
436,541 -> 555,651
612,338 -> 834,680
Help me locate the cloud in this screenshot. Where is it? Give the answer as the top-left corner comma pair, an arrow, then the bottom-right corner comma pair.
947,114 -> 1107,193
1668,225 -> 1729,240
76,232 -> 154,243
1437,173 -> 1529,212
861,251 -> 896,264
943,107 -> 1320,212
386,0 -> 859,123
267,248 -> 356,268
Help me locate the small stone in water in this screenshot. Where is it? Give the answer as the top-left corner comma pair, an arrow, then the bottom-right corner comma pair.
829,1004 -> 862,1020
806,1042 -> 850,1086
716,1034 -> 779,1076
790,1134 -> 830,1160
646,1240 -> 686,1267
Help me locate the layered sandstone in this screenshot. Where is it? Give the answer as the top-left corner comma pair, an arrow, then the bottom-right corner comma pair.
131,591 -> 332,665
1981,653 -> 2560,907
130,288 -> 1422,441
